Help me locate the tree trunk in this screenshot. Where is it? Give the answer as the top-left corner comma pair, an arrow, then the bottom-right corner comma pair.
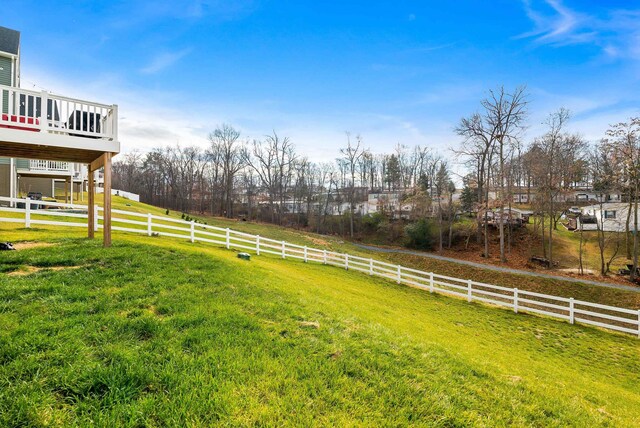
631,190 -> 639,281
499,141 -> 506,262
548,198 -> 554,266
579,219 -> 584,275
541,214 -> 546,258
438,199 -> 443,253
626,198 -> 633,259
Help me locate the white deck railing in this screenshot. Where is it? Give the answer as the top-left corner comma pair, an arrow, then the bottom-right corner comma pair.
0,195 -> 638,339
0,84 -> 117,140
28,160 -> 70,172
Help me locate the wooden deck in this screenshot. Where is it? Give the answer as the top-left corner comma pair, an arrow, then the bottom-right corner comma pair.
1,84 -> 119,246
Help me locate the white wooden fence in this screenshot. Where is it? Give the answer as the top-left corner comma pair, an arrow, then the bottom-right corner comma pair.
1,196 -> 639,338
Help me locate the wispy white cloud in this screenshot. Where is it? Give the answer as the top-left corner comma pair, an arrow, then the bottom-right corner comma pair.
518,0 -> 640,60
140,48 -> 192,74
518,0 -> 593,45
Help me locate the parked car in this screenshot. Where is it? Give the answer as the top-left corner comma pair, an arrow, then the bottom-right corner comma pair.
568,206 -> 581,215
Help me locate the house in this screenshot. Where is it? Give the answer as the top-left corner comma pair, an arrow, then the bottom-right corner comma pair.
0,26 -> 119,246
578,202 -> 639,232
488,185 -> 622,205
479,207 -> 528,227
366,191 -> 412,219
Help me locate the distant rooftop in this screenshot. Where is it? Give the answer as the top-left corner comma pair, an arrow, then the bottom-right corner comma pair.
0,26 -> 20,56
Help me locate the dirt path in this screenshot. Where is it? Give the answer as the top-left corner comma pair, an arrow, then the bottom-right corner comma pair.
354,244 -> 640,293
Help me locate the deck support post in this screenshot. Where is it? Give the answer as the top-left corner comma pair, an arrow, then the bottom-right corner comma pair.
88,152 -> 112,247
88,168 -> 95,239
103,153 -> 112,248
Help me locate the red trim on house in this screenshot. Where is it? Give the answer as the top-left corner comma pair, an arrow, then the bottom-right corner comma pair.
0,114 -> 40,132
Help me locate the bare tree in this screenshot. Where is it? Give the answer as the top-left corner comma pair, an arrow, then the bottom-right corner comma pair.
604,117 -> 640,281
529,109 -> 587,266
340,133 -> 365,238
456,85 -> 528,260
208,124 -> 246,218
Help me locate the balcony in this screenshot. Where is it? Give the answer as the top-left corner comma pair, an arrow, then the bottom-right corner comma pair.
14,159 -> 88,182
0,84 -> 119,163
29,159 -> 70,172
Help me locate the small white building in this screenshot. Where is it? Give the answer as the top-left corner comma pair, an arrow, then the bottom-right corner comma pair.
579,203 -> 639,232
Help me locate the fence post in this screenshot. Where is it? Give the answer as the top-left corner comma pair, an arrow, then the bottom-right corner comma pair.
226,228 -> 230,249
94,205 -> 99,231
396,265 -> 401,284
514,288 -> 519,313
467,279 -> 473,302
304,246 -> 308,263
323,250 -> 327,264
569,298 -> 575,324
24,197 -> 31,228
190,221 -> 195,243
147,213 -> 152,236
282,241 -> 285,259
345,254 -> 349,270
369,258 -> 373,275
256,235 -> 260,255
429,272 -> 434,293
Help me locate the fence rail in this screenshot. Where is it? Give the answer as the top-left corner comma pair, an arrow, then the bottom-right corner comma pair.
1,195 -> 639,338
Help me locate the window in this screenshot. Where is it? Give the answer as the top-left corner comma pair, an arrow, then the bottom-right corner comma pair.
604,210 -> 616,219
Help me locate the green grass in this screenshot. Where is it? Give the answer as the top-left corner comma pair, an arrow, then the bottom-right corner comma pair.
1,228 -> 640,426
3,196 -> 640,310
525,219 -> 632,273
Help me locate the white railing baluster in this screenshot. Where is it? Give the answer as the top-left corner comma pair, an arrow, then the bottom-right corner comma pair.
282,241 -> 286,259
226,228 -> 230,249
256,235 -> 260,255
468,279 -> 473,302
304,246 -> 308,263
396,265 -> 401,284
40,91 -> 48,132
514,288 -> 519,313
429,272 -> 434,293
190,221 -> 195,243
147,213 -> 152,236
345,254 -> 349,270
323,250 -> 327,264
369,258 -> 373,275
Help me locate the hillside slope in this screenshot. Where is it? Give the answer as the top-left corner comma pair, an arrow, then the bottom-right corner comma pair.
4,196 -> 640,309
1,230 -> 639,426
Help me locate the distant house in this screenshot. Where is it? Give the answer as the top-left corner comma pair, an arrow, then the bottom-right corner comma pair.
578,203 -> 639,232
488,186 -> 622,205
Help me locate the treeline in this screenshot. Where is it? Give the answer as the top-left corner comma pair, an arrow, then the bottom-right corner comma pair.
112,125 -> 455,238
112,86 -> 640,279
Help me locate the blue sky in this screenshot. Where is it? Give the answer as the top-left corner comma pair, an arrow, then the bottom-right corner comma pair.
3,0 -> 640,161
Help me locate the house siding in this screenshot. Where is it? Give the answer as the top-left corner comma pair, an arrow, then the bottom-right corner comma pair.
0,55 -> 11,115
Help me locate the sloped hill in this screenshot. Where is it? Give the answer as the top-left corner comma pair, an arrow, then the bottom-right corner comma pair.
1,229 -> 639,426
5,195 -> 640,310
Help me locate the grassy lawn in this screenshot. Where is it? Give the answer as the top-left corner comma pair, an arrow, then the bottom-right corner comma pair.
525,219 -> 632,273
3,197 -> 640,310
0,227 -> 639,426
